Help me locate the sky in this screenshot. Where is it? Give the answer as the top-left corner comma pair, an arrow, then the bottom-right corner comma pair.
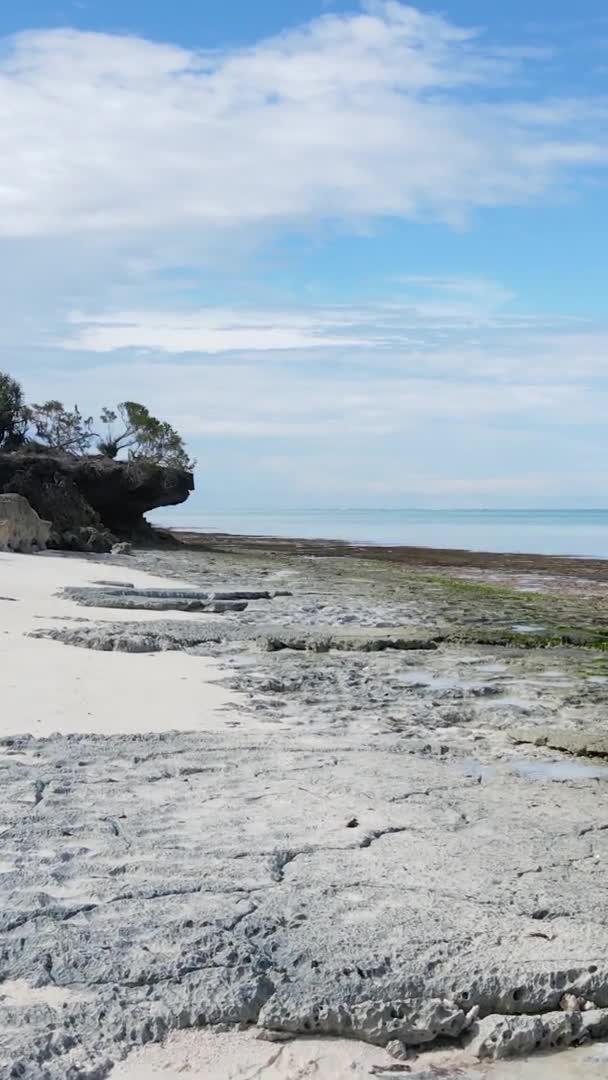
1,2 -> 607,510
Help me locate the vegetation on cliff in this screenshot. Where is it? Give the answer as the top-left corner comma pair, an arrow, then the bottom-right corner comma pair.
0,372 -> 29,450
0,371 -> 194,550
0,371 -> 193,470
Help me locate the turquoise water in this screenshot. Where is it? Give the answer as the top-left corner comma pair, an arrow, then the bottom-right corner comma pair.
150,508 -> 608,558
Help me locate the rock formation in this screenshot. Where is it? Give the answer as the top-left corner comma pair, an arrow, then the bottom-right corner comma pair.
0,493 -> 51,552
0,448 -> 193,551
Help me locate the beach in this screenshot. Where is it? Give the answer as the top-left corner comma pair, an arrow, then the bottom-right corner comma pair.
0,551 -> 240,738
2,536 -> 608,1079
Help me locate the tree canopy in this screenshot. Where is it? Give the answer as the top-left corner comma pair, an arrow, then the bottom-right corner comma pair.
29,401 -> 95,455
98,401 -> 193,469
0,372 -> 194,471
0,372 -> 29,450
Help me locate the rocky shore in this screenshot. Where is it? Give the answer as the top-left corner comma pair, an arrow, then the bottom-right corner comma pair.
2,536 -> 608,1078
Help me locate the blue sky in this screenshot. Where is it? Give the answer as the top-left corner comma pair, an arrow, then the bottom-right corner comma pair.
1,2 -> 607,509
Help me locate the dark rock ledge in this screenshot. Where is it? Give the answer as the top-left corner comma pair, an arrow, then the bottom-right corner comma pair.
0,448 -> 193,552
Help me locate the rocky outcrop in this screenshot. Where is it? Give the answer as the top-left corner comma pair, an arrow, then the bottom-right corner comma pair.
0,493 -> 51,553
0,448 -> 193,551
513,726 -> 608,758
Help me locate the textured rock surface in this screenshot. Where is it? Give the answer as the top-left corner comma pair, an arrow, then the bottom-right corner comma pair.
513,727 -> 608,758
57,585 -> 292,615
0,448 -> 193,549
465,1009 -> 608,1059
4,545 -> 608,1078
111,542 -> 133,556
0,493 -> 50,552
2,726 -> 608,1078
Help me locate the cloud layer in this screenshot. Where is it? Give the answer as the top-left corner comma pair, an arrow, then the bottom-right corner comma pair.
32,277 -> 608,441
17,272 -> 608,504
2,3 -> 607,506
0,2 -> 606,238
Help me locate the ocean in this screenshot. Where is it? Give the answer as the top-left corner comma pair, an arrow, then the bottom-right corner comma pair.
150,507 -> 608,559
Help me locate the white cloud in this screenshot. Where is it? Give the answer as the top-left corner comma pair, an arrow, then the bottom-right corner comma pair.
21,288 -> 608,504
0,3 -> 606,238
23,346 -> 608,445
61,290 -> 608,388
64,308 -> 365,353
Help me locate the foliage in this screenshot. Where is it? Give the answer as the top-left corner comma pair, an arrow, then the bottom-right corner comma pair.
0,372 -> 194,472
97,401 -> 194,469
29,401 -> 95,454
0,372 -> 29,449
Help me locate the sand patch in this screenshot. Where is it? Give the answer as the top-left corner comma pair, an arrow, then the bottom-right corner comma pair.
0,551 -> 241,737
110,1029 -> 608,1080
110,1029 -> 401,1079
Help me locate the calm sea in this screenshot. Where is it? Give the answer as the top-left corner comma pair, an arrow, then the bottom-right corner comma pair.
150,508 -> 608,559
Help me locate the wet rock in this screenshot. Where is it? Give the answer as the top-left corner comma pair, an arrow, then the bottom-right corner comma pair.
91,580 -> 135,589
30,619 -> 229,652
77,595 -> 247,614
262,628 -> 441,653
62,585 -> 281,613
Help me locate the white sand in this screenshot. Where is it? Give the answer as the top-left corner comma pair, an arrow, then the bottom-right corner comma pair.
109,1028 -> 608,1080
110,1029 -> 401,1079
0,551 -> 241,737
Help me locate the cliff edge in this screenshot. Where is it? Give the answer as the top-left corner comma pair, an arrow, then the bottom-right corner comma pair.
0,447 -> 193,550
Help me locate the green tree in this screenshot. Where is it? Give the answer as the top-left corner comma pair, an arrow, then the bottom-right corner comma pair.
30,401 -> 95,454
0,372 -> 29,449
97,401 -> 193,470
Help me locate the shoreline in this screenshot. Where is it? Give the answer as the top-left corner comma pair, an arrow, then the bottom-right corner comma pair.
170,528 -> 608,582
2,544 -> 608,1079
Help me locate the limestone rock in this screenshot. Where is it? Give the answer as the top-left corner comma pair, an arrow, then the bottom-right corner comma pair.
560,992 -> 584,1012
0,493 -> 50,553
512,726 -> 608,758
258,995 -> 472,1048
112,541 -> 133,556
262,627 -> 440,653
78,525 -> 115,553
579,1008 -> 608,1038
465,1007 -> 608,1060
0,447 -> 193,549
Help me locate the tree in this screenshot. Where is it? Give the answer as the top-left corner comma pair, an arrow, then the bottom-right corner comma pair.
97,401 -> 194,470
0,372 -> 29,449
29,401 -> 95,454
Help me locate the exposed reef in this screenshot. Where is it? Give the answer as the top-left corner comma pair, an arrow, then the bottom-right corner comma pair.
3,541 -> 608,1077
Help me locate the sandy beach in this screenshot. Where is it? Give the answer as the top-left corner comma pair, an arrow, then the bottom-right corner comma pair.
0,551 -> 240,737
112,1028 -> 608,1079
2,540 -> 608,1079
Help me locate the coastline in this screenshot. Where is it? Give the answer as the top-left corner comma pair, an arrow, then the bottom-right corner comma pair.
171,527 -> 608,582
150,507 -> 608,561
2,541 -> 608,1079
